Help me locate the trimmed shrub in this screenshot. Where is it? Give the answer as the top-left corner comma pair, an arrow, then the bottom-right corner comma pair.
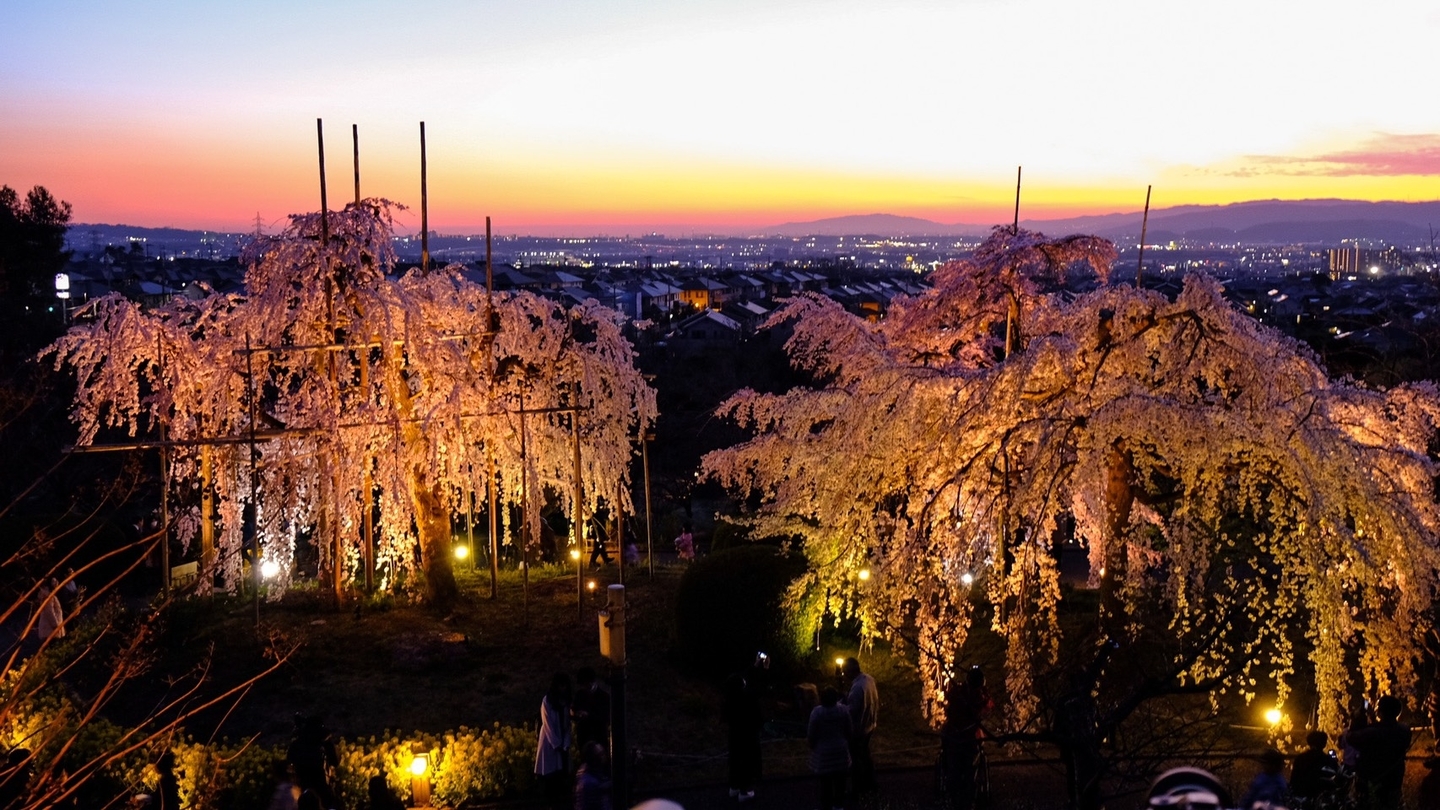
674,544 -> 808,674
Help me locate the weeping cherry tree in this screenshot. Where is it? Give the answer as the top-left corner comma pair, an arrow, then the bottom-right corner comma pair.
46,202 -> 656,609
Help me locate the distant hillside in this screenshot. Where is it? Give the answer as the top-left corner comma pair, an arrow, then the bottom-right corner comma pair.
761,201 -> 1440,243
758,214 -> 987,238
66,223 -> 251,256
1023,199 -> 1440,243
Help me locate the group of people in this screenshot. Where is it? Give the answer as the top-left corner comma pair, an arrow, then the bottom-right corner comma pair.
535,667 -> 615,810
803,657 -> 880,810
1232,694 -> 1413,810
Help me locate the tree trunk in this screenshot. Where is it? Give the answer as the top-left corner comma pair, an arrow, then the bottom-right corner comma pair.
411,471 -> 458,611
382,343 -> 458,610
1099,442 -> 1134,631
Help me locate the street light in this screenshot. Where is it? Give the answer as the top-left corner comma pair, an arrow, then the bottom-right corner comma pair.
409,752 -> 432,808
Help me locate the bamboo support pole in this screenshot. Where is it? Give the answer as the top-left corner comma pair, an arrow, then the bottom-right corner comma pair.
317,119 -> 329,245
1137,185 -> 1152,287
1012,165 -> 1022,234
352,124 -> 361,205
419,121 -> 429,273
573,401 -> 584,621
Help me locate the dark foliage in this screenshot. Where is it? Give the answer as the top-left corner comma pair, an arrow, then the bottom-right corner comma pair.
674,544 -> 807,675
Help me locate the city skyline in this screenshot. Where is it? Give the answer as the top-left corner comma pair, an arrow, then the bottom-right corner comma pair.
5,1 -> 1440,235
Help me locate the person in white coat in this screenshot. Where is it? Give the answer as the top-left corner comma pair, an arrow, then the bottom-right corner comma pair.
34,579 -> 64,643
534,672 -> 573,810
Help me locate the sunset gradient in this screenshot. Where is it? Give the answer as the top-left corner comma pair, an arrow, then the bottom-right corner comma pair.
4,0 -> 1439,234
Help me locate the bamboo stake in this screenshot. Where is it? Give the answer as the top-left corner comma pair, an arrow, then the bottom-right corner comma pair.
573,398 -> 584,622
247,333 -> 260,628
1136,185 -> 1152,287
487,450 -> 499,598
520,384 -> 530,628
200,445 -> 215,590
466,478 -> 476,573
317,119 -> 329,246
420,121 -> 429,273
1012,165 -> 1022,234
486,216 -> 494,323
485,215 -> 499,598
158,332 -> 169,596
643,431 -> 653,578
352,124 -> 361,205
616,484 -> 625,587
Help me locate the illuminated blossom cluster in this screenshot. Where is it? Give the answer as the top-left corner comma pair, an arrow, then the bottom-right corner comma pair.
47,203 -> 656,605
704,226 -> 1440,732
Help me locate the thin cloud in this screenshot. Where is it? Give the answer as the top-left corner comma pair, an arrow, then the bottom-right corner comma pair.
1231,133 -> 1440,177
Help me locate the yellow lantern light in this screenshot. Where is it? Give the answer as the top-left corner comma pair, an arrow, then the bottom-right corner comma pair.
453,545 -> 470,561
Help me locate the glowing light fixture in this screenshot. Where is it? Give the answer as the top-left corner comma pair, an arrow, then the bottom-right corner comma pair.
260,559 -> 281,579
960,572 -> 974,586
453,545 -> 470,561
857,568 -> 871,582
570,548 -> 582,561
410,752 -> 430,776
1264,708 -> 1283,726
587,579 -> 597,591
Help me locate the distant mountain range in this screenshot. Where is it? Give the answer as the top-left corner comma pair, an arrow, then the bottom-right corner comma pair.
69,199 -> 1440,252
760,200 -> 1440,244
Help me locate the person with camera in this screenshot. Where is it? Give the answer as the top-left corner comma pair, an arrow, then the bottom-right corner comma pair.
941,666 -> 991,810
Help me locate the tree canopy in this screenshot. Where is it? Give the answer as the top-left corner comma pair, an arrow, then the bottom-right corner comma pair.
0,185 -> 71,300
46,202 -> 656,608
703,226 -> 1440,735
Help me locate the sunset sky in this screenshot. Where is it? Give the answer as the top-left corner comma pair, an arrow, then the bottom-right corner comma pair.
4,0 -> 1439,235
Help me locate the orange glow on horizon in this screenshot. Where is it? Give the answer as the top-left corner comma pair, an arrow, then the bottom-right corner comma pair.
5,120 -> 1440,235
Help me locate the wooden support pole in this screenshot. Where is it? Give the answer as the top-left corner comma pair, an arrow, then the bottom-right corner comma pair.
247,333 -> 260,628
158,331 -> 170,596
642,432 -> 654,578
466,483 -> 476,573
520,384 -> 530,627
573,401 -> 584,621
361,357 -> 374,592
317,119 -> 329,246
488,451 -> 499,598
1136,185 -> 1152,288
200,444 -> 216,591
1013,165 -> 1022,234
420,121 -> 429,273
363,459 -> 375,592
352,124 -> 361,205
331,458 -> 342,603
